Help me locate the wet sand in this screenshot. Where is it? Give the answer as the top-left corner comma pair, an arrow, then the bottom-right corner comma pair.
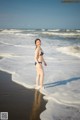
0,70 -> 47,120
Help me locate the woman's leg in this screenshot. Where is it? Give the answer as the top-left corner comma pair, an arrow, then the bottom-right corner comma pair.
36,64 -> 44,88
39,67 -> 44,88
36,73 -> 40,86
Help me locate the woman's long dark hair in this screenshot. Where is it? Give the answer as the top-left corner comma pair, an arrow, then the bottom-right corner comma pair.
35,38 -> 41,49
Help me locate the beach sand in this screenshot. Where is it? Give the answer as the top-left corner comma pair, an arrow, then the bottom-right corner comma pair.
0,70 -> 47,120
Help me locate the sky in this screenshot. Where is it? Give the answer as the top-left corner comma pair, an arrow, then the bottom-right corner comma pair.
0,0 -> 80,29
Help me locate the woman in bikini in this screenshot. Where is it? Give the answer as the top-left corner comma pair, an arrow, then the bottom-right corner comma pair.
34,38 -> 47,90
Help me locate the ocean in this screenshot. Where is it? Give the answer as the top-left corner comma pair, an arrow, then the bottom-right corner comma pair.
0,28 -> 80,120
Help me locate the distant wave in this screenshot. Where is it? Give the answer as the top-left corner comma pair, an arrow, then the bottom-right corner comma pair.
0,28 -> 80,39
0,29 -> 38,37
57,46 -> 80,58
15,33 -> 37,37
0,29 -> 23,34
48,29 -> 80,32
0,28 -> 80,33
41,31 -> 80,38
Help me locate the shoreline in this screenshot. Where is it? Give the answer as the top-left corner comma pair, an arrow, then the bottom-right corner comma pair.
0,70 -> 47,120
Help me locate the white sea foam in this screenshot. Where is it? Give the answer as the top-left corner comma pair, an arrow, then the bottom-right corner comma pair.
40,100 -> 80,120
0,29 -> 23,34
47,29 -> 60,32
0,53 -> 15,58
0,29 -> 37,38
56,46 -> 80,58
76,30 -> 80,32
15,33 -> 37,37
0,29 -> 80,120
42,31 -> 80,38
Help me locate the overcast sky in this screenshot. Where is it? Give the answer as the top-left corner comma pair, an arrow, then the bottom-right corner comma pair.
0,0 -> 80,29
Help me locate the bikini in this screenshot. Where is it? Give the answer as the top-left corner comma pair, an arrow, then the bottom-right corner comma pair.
35,51 -> 44,65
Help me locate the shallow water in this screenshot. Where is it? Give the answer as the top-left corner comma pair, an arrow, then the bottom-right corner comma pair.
0,29 -> 80,120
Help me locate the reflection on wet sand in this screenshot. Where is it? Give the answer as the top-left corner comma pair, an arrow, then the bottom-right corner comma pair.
30,89 -> 42,120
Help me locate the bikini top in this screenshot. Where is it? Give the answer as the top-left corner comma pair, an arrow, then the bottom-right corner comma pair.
39,49 -> 44,56
35,47 -> 44,56
40,51 -> 44,56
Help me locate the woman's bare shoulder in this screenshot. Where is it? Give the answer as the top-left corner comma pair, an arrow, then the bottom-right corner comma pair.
35,46 -> 41,51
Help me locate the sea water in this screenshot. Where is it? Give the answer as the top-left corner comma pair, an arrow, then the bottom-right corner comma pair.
0,29 -> 80,120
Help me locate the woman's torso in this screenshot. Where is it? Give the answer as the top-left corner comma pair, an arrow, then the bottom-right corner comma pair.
36,47 -> 44,62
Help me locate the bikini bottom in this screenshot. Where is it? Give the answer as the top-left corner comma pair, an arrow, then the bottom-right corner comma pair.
35,62 -> 42,65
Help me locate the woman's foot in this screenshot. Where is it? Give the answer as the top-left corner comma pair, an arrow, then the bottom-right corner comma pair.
35,85 -> 41,90
39,86 -> 45,93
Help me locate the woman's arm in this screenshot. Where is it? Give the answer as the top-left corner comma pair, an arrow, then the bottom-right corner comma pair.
34,47 -> 39,63
42,56 -> 47,66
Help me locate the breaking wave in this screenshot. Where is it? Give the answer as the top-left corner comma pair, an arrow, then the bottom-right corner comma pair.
57,46 -> 80,58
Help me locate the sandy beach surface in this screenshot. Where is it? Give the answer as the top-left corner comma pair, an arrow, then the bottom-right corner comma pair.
0,70 -> 47,120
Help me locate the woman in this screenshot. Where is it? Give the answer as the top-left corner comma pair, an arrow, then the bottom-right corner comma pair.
34,38 -> 47,90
